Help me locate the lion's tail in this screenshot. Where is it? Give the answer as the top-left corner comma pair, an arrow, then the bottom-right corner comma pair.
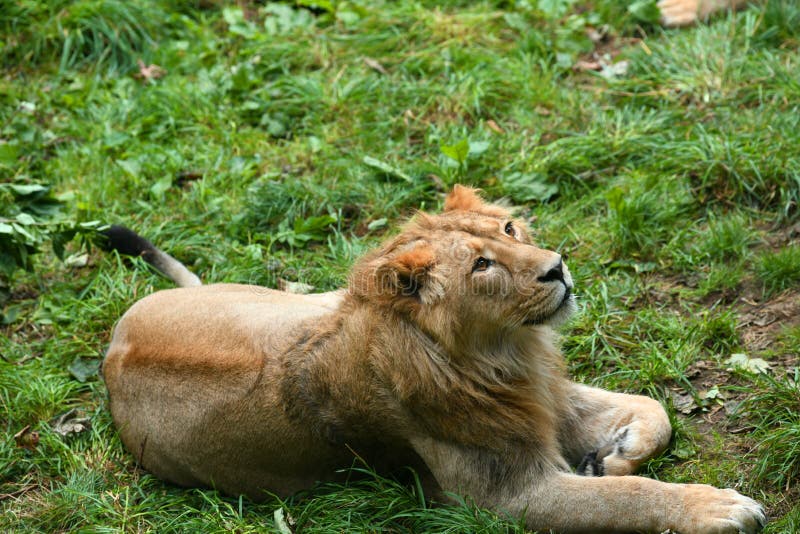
101,225 -> 202,288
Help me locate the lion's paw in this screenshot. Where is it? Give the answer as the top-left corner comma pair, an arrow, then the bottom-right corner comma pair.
577,427 -> 639,477
657,0 -> 700,26
676,484 -> 766,534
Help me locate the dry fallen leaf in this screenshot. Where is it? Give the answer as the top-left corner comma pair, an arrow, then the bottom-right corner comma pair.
135,59 -> 167,82
600,60 -> 630,79
574,59 -> 602,71
573,56 -> 629,79
427,173 -> 446,191
725,353 -> 771,375
363,57 -> 388,75
699,386 -> 724,402
485,119 -> 505,134
724,399 -> 743,417
278,279 -> 314,295
586,27 -> 605,43
274,507 -> 295,534
64,253 -> 89,268
50,408 -> 92,438
14,425 -> 40,450
669,390 -> 698,415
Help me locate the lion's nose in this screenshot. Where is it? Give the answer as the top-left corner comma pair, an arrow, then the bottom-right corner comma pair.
538,257 -> 564,283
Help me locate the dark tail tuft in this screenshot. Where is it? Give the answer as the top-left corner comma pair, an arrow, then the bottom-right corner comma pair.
100,225 -> 158,259
100,225 -> 201,287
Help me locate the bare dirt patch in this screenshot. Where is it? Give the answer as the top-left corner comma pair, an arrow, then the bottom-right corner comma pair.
738,288 -> 800,358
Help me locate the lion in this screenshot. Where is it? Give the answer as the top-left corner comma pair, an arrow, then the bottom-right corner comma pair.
102,186 -> 765,533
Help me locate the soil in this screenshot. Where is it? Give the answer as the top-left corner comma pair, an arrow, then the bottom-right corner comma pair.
738,288 -> 800,358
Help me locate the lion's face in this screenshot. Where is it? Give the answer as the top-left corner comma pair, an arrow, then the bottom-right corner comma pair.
429,210 -> 574,330
350,186 -> 575,347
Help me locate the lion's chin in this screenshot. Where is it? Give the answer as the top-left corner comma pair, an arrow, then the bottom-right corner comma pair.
523,291 -> 576,327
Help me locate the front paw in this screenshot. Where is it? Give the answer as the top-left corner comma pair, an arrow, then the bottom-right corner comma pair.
578,427 -> 637,476
675,484 -> 767,534
658,0 -> 701,26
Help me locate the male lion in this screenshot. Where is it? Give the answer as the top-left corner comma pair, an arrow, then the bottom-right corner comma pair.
103,186 -> 765,533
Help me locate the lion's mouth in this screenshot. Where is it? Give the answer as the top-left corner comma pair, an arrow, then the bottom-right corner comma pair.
522,287 -> 574,326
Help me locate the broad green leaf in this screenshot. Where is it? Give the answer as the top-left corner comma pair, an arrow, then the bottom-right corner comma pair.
0,143 -> 19,165
150,176 -> 172,198
11,222 -> 36,242
297,0 -> 334,13
102,131 -> 130,149
501,172 -> 559,203
2,303 -> 24,325
9,184 -> 47,196
468,141 -> 490,157
628,0 -> 661,24
15,213 -> 36,225
116,158 -> 140,179
336,10 -> 361,25
362,156 -> 413,182
367,218 -> 387,231
440,138 -> 470,164
538,0 -> 572,19
223,7 -> 257,38
68,357 -> 99,383
263,3 -> 314,35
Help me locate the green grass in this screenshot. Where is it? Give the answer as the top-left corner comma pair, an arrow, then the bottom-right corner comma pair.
746,370 -> 800,490
756,245 -> 800,296
2,0 -> 800,531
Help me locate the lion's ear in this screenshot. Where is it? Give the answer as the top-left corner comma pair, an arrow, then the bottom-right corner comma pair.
385,245 -> 436,299
444,185 -> 510,218
350,241 -> 441,310
444,185 -> 485,212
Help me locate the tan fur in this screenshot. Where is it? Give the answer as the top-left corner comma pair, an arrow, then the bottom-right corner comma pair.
658,0 -> 752,26
104,187 -> 765,533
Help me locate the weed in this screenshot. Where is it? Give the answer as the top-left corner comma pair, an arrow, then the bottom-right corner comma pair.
605,176 -> 691,259
743,370 -> 800,490
0,0 -> 179,73
694,212 -> 759,263
697,308 -> 740,354
694,262 -> 746,299
755,245 -> 800,296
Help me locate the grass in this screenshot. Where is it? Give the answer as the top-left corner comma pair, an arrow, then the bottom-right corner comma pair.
2,0 -> 799,531
756,245 -> 800,296
746,370 -> 800,491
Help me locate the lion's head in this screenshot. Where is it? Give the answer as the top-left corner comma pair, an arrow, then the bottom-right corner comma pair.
350,186 -> 575,352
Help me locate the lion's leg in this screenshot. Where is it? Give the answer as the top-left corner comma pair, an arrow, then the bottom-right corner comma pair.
658,0 -> 752,27
522,472 -> 766,533
412,436 -> 765,533
560,383 -> 672,477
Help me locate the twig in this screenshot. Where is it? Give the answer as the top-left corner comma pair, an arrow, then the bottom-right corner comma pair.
0,483 -> 37,501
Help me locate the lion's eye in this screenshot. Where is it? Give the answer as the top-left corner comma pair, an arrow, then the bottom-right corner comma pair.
473,257 -> 494,272
504,222 -> 515,237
